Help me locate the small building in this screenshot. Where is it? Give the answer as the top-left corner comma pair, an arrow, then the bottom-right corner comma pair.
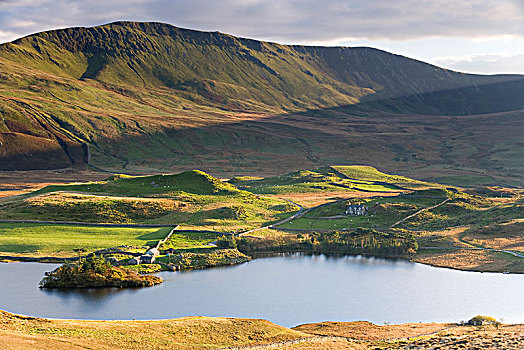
127,257 -> 140,265
345,202 -> 368,216
140,255 -> 155,264
165,248 -> 176,255
145,248 -> 160,257
468,316 -> 499,326
469,319 -> 486,326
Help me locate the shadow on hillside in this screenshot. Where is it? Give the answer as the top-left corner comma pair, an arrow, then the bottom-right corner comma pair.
349,76 -> 524,116
2,76 -> 524,185
85,100 -> 524,186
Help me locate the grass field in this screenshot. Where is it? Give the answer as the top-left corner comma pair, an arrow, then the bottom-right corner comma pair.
231,167 -> 406,195
0,223 -> 171,256
331,165 -> 436,189
279,215 -> 380,230
159,230 -> 217,250
279,190 -> 448,231
33,170 -> 241,197
404,195 -> 521,231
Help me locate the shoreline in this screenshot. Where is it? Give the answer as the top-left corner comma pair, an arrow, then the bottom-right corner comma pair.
1,309 -> 523,350
2,249 -> 522,274
3,308 -> 521,329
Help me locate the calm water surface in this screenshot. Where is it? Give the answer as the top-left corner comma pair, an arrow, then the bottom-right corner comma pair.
1,254 -> 523,327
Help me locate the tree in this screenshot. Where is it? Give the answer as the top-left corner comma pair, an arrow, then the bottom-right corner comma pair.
468,315 -> 501,327
216,236 -> 237,249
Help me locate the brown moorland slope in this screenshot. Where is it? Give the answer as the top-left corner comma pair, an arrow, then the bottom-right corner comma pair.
1,310 -> 522,350
0,310 -> 308,350
292,321 -> 524,349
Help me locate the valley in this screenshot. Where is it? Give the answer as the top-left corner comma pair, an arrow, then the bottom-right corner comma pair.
0,19 -> 523,349
0,166 -> 521,274
0,22 -> 522,187
0,166 -> 522,348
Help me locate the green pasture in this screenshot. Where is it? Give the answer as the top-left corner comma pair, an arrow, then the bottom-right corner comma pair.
332,165 -> 437,189
33,170 -> 241,198
159,230 -> 217,250
231,168 -> 403,195
0,223 -> 172,255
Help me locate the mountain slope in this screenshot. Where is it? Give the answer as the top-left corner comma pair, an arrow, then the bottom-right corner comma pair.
0,21 -> 522,183
2,21 -> 522,113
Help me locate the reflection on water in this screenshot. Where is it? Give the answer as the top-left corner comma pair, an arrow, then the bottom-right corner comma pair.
41,286 -> 132,301
1,254 -> 523,327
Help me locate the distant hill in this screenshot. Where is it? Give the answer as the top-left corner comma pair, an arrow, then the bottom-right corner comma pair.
0,21 -> 522,185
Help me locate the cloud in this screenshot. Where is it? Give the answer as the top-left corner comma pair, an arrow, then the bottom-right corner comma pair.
0,0 -> 523,73
0,30 -> 17,43
0,0 -> 522,43
434,53 -> 524,75
142,0 -> 524,43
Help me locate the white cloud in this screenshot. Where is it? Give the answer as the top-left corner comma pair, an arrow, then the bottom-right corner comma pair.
0,30 -> 18,43
8,20 -> 37,28
433,53 -> 524,75
146,0 -> 524,42
0,0 -> 522,42
0,0 -> 523,73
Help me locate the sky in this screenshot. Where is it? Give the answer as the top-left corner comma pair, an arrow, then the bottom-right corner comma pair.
0,0 -> 523,74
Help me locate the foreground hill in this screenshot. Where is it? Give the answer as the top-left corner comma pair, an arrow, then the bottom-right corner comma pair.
0,21 -> 523,185
0,310 -> 308,349
0,310 -> 521,349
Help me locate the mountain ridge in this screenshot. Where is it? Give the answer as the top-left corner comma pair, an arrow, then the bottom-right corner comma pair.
0,21 -> 522,183
2,21 -> 522,112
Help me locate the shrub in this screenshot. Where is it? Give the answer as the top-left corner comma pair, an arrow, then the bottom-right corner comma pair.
216,235 -> 238,249
468,315 -> 501,327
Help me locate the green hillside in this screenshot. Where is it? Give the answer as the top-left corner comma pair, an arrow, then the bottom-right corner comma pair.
36,170 -> 241,196
230,166 -> 426,194
0,21 -> 523,185
2,21 -> 521,114
0,170 -> 292,230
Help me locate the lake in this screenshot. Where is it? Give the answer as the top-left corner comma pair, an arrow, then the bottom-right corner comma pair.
1,254 -> 523,327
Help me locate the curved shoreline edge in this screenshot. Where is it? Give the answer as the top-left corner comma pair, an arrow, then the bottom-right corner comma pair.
1,249 -> 522,274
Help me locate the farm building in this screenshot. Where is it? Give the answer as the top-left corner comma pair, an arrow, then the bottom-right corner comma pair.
345,202 -> 368,216
145,248 -> 160,257
140,255 -> 155,264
